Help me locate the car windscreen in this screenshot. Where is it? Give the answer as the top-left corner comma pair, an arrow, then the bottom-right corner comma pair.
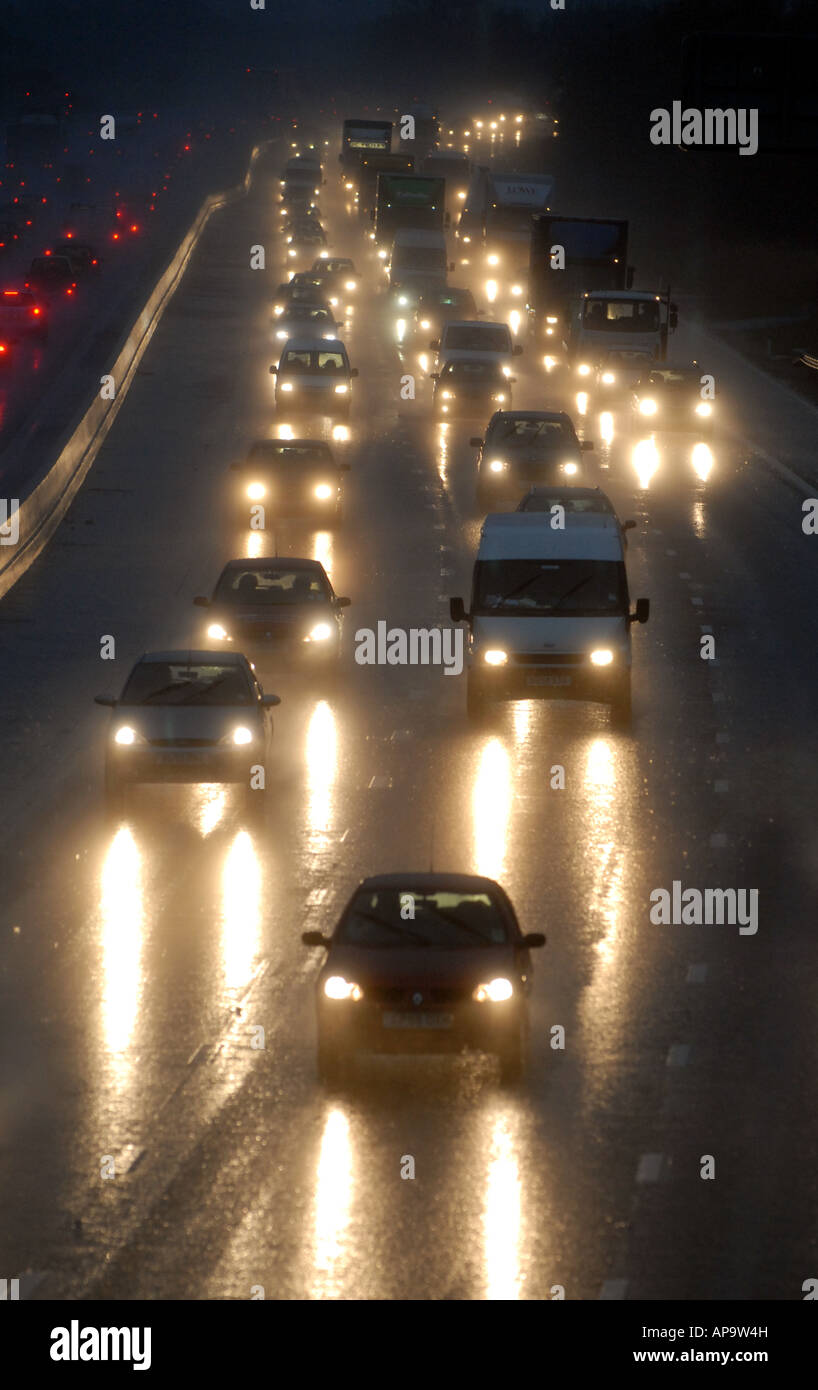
214,567 -> 331,605
337,890 -> 510,948
489,419 -> 571,448
473,558 -> 627,615
393,247 -> 445,269
280,351 -> 345,372
284,306 -> 333,322
246,444 -> 332,467
645,369 -> 698,388
518,493 -> 612,515
121,663 -> 254,705
323,259 -> 353,272
445,325 -> 509,351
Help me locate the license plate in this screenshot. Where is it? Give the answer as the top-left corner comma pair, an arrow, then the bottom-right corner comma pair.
526,672 -> 572,687
382,1011 -> 453,1030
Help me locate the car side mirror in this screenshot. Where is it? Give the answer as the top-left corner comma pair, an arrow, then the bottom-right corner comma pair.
449,596 -> 467,623
350,367 -> 358,378
335,596 -> 351,608
262,693 -> 281,707
429,339 -> 440,350
429,372 -> 439,381
580,440 -> 594,451
269,365 -> 277,374
193,596 -> 210,608
302,930 -> 331,947
94,694 -> 116,707
623,519 -> 636,532
469,436 -> 483,447
512,344 -> 523,356
522,932 -> 546,948
630,597 -> 650,624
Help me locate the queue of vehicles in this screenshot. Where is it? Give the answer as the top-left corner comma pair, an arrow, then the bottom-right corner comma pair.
92,107 -> 721,1087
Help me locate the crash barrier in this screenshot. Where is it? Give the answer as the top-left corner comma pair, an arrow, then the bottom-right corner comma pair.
0,141 -> 271,599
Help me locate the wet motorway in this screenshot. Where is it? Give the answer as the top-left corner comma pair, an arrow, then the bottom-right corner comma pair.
1,144 -> 817,1301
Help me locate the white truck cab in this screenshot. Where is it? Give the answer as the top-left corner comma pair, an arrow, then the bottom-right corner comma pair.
573,289 -> 677,367
449,511 -> 649,724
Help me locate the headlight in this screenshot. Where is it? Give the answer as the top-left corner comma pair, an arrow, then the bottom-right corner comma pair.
577,363 -> 591,376
695,401 -> 712,417
562,461 -> 578,475
232,726 -> 253,745
485,279 -> 498,300
276,329 -> 288,339
314,483 -> 333,499
273,305 -> 283,316
287,248 -> 296,257
334,383 -> 348,394
483,649 -> 507,666
398,295 -> 408,306
329,296 -> 338,307
590,649 -> 614,666
114,725 -> 138,745
462,235 -> 471,244
487,253 -> 500,266
639,397 -> 657,415
208,623 -> 230,641
494,393 -> 507,403
307,622 -> 333,642
377,248 -> 387,260
441,389 -> 453,399
601,371 -> 616,384
345,279 -> 356,290
511,284 -> 523,296
345,181 -> 353,190
324,975 -> 363,1001
546,315 -> 558,325
420,318 -> 431,329
247,482 -> 265,500
473,977 -> 513,1002
489,459 -> 506,472
280,381 -> 294,391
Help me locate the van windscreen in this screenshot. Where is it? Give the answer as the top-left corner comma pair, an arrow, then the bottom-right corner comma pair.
473,559 -> 627,616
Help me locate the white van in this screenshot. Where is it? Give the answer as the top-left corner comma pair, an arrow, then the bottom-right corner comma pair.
449,512 -> 649,724
388,229 -> 450,298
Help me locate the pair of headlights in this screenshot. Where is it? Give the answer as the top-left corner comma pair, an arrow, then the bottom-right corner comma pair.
245,482 -> 334,501
114,725 -> 254,746
206,622 -> 333,643
323,976 -> 514,1002
482,649 -> 614,667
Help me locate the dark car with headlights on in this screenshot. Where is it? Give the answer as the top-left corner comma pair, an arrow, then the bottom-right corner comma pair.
471,410 -> 593,510
271,339 -> 357,418
310,256 -> 359,296
431,354 -> 513,418
590,349 -> 654,406
415,285 -> 480,338
273,302 -> 343,345
94,651 -> 280,812
303,872 -> 545,1084
630,361 -> 715,432
230,438 -> 349,525
194,558 -> 350,671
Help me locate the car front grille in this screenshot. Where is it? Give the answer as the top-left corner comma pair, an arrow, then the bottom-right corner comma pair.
148,738 -> 219,747
364,985 -> 468,1007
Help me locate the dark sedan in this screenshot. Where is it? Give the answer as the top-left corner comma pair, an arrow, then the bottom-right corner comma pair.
472,410 -> 594,510
194,558 -> 350,671
302,872 -> 546,1084
630,362 -> 716,432
431,356 -> 513,418
229,438 -> 349,525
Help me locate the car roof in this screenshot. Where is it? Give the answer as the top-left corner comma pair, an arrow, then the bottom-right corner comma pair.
221,556 -> 326,573
355,872 -> 508,894
137,650 -> 246,664
279,337 -> 346,353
